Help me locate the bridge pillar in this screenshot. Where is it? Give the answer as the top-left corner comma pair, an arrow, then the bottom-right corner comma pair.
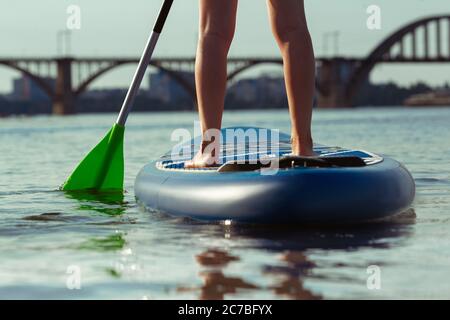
53,58 -> 75,115
316,59 -> 354,108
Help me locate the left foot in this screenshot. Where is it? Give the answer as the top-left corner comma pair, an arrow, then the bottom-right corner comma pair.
184,140 -> 221,168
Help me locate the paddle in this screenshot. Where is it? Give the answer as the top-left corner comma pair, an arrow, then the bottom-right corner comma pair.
62,0 -> 174,191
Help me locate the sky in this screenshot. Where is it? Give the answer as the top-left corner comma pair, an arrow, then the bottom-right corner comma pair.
0,0 -> 449,93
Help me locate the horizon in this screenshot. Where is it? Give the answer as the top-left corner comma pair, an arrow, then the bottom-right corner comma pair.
0,0 -> 449,93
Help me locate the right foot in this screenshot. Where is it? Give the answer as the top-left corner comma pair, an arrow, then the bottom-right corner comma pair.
291,136 -> 317,157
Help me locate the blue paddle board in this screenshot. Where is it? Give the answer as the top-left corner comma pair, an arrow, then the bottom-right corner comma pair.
135,127 -> 415,224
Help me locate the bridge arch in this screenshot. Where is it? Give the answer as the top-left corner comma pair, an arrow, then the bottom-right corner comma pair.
346,15 -> 450,102
227,59 -> 325,95
0,61 -> 54,97
227,60 -> 283,82
74,61 -> 197,104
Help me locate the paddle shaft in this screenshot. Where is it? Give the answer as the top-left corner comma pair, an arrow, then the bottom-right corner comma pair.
116,0 -> 174,126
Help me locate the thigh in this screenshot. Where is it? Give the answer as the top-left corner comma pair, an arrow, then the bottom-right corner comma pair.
199,0 -> 238,38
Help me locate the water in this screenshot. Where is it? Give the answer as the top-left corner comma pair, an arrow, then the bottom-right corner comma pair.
0,107 -> 449,299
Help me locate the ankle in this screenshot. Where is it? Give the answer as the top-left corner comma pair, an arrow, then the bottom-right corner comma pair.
290,135 -> 313,148
200,139 -> 219,152
290,135 -> 314,156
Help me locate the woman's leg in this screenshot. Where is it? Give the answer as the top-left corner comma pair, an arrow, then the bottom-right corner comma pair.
267,0 -> 316,156
186,0 -> 238,168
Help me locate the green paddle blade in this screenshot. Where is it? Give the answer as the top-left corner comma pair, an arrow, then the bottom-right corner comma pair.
62,124 -> 125,191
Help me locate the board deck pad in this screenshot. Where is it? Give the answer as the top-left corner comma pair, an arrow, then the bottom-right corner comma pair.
156,127 -> 383,172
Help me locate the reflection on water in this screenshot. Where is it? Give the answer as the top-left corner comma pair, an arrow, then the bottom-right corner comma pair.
264,251 -> 321,300
187,248 -> 322,300
78,233 -> 126,252
230,209 -> 416,251
172,209 -> 416,300
0,109 -> 449,299
63,190 -> 127,216
178,249 -> 259,300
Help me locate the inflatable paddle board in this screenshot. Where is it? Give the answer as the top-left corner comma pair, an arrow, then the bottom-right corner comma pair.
135,127 -> 415,224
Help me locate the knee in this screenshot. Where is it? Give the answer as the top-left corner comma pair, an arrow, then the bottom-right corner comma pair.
272,22 -> 309,46
199,26 -> 235,49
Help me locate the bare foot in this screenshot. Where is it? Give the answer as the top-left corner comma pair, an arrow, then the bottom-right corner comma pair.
291,136 -> 317,157
184,141 -> 221,168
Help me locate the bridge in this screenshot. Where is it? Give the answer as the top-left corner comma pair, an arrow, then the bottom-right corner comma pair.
0,14 -> 449,113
